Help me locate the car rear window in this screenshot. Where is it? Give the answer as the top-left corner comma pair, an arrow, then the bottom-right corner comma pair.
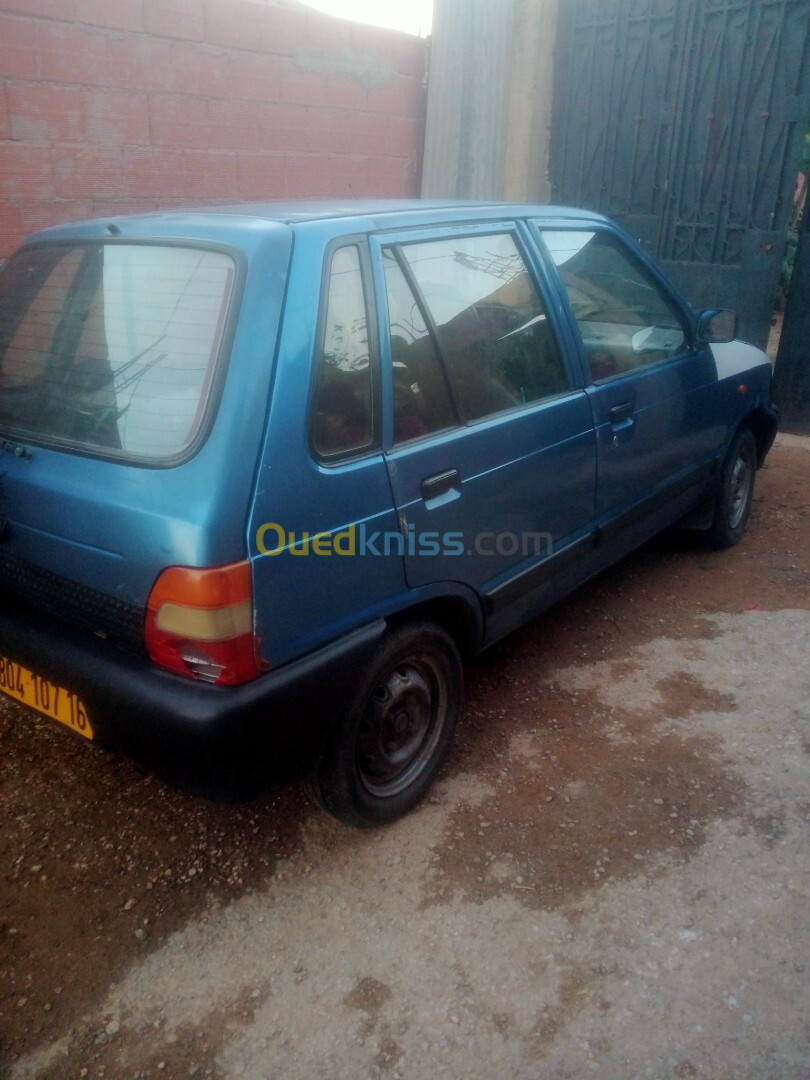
0,243 -> 236,462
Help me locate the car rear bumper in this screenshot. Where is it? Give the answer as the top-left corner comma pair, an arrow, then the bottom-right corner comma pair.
0,598 -> 386,799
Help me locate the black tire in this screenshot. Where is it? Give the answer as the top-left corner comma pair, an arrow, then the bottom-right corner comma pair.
706,426 -> 757,548
305,622 -> 463,827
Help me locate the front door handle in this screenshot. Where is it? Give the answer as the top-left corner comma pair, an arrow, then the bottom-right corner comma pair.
421,468 -> 460,501
609,401 -> 634,425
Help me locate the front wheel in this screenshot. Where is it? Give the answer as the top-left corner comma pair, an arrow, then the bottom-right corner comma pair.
706,426 -> 757,548
305,622 -> 463,827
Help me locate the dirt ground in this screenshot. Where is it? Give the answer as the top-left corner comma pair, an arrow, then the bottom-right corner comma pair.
1,437 -> 809,1080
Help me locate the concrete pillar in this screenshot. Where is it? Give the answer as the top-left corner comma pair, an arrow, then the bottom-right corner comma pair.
422,0 -> 559,202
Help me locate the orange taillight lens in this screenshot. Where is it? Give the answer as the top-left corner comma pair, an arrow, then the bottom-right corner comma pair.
145,561 -> 262,686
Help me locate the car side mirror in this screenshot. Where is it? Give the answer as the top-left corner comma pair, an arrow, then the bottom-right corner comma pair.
696,308 -> 737,344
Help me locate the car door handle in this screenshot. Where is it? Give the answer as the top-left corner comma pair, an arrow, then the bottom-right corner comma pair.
609,402 -> 634,425
421,469 -> 460,501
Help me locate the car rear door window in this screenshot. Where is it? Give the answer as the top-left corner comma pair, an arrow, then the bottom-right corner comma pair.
382,248 -> 457,444
395,232 -> 569,422
540,230 -> 688,381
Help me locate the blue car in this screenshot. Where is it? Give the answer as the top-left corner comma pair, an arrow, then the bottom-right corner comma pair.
0,201 -> 778,826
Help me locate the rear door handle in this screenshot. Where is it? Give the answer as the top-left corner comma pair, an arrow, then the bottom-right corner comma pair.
421,468 -> 460,501
609,402 -> 634,425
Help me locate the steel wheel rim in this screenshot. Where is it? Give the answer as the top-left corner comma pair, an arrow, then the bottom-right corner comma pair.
728,450 -> 752,529
357,654 -> 446,798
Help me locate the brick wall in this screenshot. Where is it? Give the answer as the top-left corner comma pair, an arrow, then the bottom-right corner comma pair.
0,0 -> 427,255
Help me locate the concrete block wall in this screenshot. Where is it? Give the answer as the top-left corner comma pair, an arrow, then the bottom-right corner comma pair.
0,0 -> 427,255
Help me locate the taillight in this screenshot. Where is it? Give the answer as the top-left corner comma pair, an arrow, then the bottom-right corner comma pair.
145,561 -> 262,686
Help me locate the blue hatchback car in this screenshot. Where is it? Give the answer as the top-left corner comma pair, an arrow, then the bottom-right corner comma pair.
0,201 -> 778,825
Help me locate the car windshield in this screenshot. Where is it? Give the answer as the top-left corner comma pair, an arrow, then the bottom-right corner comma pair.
0,243 -> 235,462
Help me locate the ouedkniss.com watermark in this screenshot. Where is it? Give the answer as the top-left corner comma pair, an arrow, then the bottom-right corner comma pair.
255,523 -> 553,558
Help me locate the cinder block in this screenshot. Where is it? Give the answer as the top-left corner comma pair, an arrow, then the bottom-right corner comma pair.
325,152 -> 370,197
284,152 -> 332,197
144,0 -> 205,41
389,113 -> 424,156
266,4 -> 309,54
300,13 -> 352,54
90,198 -> 158,217
0,84 -> 10,140
122,145 -> 188,198
54,147 -> 123,198
237,152 -> 286,200
82,86 -> 149,145
0,0 -> 77,19
281,73 -> 329,109
366,76 -> 412,117
7,81 -> 84,142
106,34 -> 175,93
350,21 -> 397,58
171,40 -> 231,99
322,76 -> 368,113
35,22 -> 109,86
207,98 -> 268,152
0,14 -> 37,80
205,0 -> 308,55
149,93 -> 210,148
367,154 -> 410,185
304,108 -> 359,155
180,150 -> 239,198
75,0 -> 144,33
0,203 -> 23,258
228,51 -> 283,103
347,110 -> 390,155
20,198 -> 94,232
264,103 -> 311,152
204,0 -> 268,53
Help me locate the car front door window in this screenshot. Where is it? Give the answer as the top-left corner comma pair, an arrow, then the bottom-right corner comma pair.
540,230 -> 688,382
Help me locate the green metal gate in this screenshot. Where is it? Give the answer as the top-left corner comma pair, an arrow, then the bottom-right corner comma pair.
551,0 -> 810,347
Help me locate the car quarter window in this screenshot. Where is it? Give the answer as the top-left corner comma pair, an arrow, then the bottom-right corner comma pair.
389,232 -> 569,425
540,229 -> 688,382
311,244 -> 375,459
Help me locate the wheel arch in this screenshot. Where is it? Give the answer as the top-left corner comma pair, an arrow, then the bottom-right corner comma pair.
384,592 -> 484,661
743,405 -> 779,467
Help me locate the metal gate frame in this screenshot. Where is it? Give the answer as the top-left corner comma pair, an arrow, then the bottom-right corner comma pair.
551,0 -> 810,348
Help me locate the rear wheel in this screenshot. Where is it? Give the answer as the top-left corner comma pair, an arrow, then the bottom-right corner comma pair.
305,622 -> 463,827
706,426 -> 757,548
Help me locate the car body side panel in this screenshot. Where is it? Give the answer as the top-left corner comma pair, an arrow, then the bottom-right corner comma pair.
586,345 -> 722,525
246,225 -> 405,669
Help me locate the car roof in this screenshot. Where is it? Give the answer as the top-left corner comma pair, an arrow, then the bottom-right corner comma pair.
78,199 -> 606,225
18,199 -> 607,248
149,199 -> 604,224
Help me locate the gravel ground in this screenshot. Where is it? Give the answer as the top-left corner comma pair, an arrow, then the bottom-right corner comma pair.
1,436 -> 809,1080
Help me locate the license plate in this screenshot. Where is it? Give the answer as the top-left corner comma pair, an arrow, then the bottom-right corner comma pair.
0,654 -> 93,740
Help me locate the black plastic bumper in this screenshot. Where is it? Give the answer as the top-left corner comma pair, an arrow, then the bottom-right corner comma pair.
0,599 -> 386,799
